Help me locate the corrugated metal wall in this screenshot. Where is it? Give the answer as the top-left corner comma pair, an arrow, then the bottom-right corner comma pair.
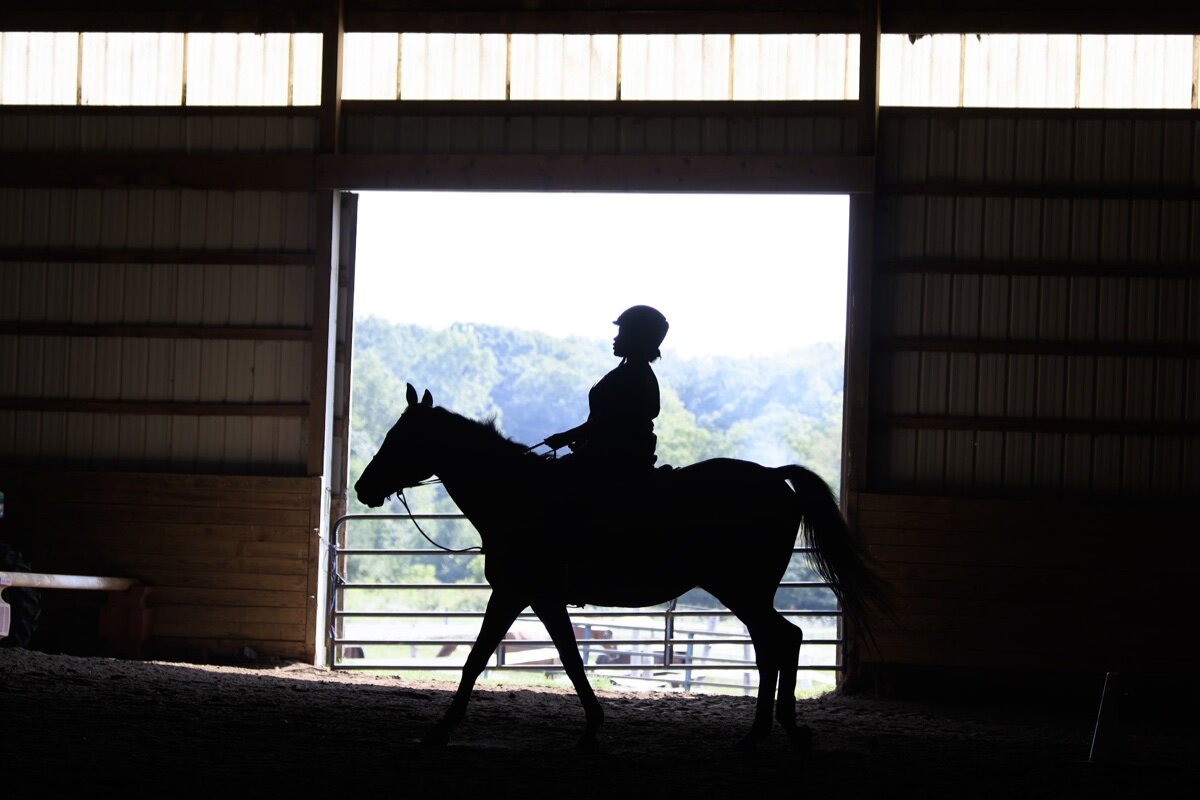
855,107 -> 1200,692
872,109 -> 1199,499
0,109 -> 320,474
0,107 -> 330,662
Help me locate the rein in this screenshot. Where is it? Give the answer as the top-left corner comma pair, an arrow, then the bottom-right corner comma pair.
396,489 -> 483,554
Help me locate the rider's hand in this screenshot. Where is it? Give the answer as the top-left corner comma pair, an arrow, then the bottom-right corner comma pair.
545,432 -> 571,450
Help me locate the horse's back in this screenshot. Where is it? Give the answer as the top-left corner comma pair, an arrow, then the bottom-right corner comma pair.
665,457 -> 789,496
650,458 -> 801,531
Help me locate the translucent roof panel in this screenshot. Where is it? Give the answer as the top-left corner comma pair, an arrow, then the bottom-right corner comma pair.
509,34 -> 618,100
81,33 -> 184,105
732,34 -> 859,101
4,30 -> 1194,109
398,33 -> 507,100
882,33 -> 1196,109
0,32 -> 79,105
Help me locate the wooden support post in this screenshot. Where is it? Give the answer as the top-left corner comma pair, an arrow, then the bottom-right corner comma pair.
320,0 -> 344,156
840,0 -> 881,693
306,1 -> 345,666
843,0 -> 880,507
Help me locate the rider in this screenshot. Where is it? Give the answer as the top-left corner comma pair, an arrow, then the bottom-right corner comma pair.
545,305 -> 668,484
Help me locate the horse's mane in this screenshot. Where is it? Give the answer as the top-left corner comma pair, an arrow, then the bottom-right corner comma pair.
430,406 -> 535,463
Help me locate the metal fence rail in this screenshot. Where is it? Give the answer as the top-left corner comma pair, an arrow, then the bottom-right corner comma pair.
327,512 -> 843,691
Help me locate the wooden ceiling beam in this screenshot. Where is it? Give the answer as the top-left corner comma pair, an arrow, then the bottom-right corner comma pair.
5,2 -> 1194,35
0,152 -> 875,193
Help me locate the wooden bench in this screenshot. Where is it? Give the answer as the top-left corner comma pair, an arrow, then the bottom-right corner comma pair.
0,571 -> 151,658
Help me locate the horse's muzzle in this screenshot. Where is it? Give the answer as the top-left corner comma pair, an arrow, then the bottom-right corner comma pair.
353,479 -> 385,508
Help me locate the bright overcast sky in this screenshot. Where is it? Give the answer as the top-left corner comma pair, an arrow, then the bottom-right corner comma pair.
354,192 -> 848,358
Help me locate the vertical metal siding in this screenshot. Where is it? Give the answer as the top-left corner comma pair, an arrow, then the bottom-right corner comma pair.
0,111 -> 318,154
341,104 -> 859,158
0,111 -> 318,474
876,109 -> 1199,498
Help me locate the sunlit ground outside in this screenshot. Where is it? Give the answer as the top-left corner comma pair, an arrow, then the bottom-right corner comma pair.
342,192 -> 849,697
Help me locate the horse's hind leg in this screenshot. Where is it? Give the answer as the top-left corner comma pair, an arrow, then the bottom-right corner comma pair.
771,611 -> 810,747
711,592 -> 782,745
425,589 -> 526,746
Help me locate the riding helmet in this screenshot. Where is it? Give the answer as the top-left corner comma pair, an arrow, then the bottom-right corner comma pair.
614,305 -> 669,350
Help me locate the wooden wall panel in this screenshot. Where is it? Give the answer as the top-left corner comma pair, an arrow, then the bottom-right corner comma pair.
0,468 -> 320,662
852,492 -> 1199,692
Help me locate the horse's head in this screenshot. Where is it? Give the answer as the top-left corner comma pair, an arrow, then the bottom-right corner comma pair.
354,383 -> 439,508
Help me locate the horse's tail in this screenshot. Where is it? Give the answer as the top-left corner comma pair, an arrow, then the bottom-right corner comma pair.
777,465 -> 894,632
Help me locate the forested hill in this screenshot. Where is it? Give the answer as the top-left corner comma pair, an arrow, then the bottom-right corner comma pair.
348,316 -> 845,495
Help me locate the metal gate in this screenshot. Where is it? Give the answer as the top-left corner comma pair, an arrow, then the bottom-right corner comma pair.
327,511 -> 843,695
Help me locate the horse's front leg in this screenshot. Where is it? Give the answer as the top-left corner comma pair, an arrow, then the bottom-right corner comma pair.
425,589 -> 526,746
532,600 -> 604,747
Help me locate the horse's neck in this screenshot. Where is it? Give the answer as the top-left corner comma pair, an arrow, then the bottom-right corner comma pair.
433,416 -> 528,530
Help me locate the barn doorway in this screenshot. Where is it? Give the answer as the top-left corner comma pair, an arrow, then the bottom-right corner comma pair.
338,191 -> 849,695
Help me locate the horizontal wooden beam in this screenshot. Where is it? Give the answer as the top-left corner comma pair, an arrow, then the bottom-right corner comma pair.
7,2 -> 1194,36
344,98 -> 857,118
0,398 -> 310,417
347,9 -> 860,34
0,4 -> 325,32
0,105 -> 320,119
0,152 -> 875,193
0,248 -> 315,266
884,414 -> 1200,437
0,154 -> 317,191
880,106 -> 1200,122
880,182 -> 1200,200
319,153 -> 874,192
878,337 -> 1200,359
883,7 -> 1200,35
0,322 -> 312,341
879,258 -> 1200,278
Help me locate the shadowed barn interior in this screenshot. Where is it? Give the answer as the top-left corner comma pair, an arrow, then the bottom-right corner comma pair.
1,1 -> 1199,796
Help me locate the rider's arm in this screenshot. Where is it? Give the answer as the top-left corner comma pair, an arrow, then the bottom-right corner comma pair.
546,422 -> 589,450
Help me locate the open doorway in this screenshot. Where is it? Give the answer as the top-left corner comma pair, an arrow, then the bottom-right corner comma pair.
339,191 -> 849,695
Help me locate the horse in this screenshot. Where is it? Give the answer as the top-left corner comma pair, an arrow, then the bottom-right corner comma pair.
354,384 -> 889,749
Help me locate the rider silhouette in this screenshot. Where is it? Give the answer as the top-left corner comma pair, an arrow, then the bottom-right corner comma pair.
545,305 -> 668,484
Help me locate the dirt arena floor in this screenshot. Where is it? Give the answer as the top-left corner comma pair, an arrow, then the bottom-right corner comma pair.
2,648 -> 1195,798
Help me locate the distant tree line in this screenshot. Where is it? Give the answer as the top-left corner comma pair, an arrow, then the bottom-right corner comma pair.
344,316 -> 844,611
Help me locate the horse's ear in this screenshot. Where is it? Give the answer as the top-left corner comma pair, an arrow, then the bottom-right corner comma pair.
421,389 -> 433,407
406,383 -> 418,406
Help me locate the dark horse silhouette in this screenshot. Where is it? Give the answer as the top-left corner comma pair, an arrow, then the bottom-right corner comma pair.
354,384 -> 888,748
